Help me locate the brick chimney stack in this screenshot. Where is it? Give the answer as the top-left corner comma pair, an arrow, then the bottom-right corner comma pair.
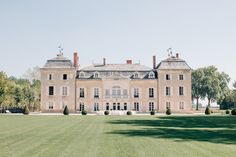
126,60 -> 132,64
103,58 -> 106,65
73,52 -> 79,68
153,55 -> 156,69
176,53 -> 179,59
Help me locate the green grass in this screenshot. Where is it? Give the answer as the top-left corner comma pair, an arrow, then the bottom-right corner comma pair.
0,115 -> 235,157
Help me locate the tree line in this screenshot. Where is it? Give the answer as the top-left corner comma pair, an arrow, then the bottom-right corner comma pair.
192,66 -> 236,110
0,67 -> 40,113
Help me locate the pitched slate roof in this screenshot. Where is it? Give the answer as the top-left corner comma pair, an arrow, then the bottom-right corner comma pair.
43,55 -> 74,68
80,64 -> 152,72
157,56 -> 191,70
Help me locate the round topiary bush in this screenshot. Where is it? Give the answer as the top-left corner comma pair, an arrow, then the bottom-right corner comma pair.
231,109 -> 236,115
63,105 -> 69,115
150,110 -> 155,115
104,110 -> 109,115
166,108 -> 171,115
205,106 -> 211,115
23,105 -> 29,115
81,110 -> 87,115
226,110 -> 230,114
127,111 -> 132,115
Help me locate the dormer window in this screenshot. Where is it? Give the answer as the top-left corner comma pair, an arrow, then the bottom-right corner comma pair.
134,72 -> 139,79
48,74 -> 52,80
94,72 -> 99,78
63,74 -> 67,80
166,74 -> 170,80
149,72 -> 155,79
79,72 -> 85,78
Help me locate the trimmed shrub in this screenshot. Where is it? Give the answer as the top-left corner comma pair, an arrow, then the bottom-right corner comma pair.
231,109 -> 236,115
63,105 -> 69,115
104,110 -> 109,115
226,110 -> 230,114
23,105 -> 29,115
82,110 -> 87,115
166,108 -> 171,115
127,111 -> 132,115
205,106 -> 211,115
150,110 -> 155,115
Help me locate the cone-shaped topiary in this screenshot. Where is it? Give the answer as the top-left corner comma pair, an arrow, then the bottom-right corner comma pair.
150,110 -> 155,115
104,110 -> 109,115
231,109 -> 236,115
166,107 -> 171,115
23,105 -> 29,115
63,105 -> 69,115
226,110 -> 230,114
205,106 -> 211,115
127,111 -> 132,115
82,110 -> 87,115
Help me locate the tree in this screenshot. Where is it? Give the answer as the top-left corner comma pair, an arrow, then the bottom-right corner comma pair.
233,81 -> 236,89
63,106 -> 69,115
23,105 -> 30,115
192,68 -> 205,110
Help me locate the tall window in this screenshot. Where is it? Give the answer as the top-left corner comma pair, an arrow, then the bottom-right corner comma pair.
166,87 -> 170,96
94,88 -> 99,98
80,88 -> 85,98
106,103 -> 109,110
49,86 -> 54,96
48,102 -> 53,109
117,103 -> 120,110
94,103 -> 99,111
48,74 -> 52,80
134,102 -> 139,111
123,89 -> 128,98
166,102 -> 171,109
124,103 -> 127,110
166,74 -> 170,80
149,102 -> 154,111
179,86 -> 184,96
149,88 -> 154,98
179,74 -> 184,80
149,72 -> 155,79
63,74 -> 67,80
94,72 -> 99,78
134,72 -> 139,78
179,102 -> 184,110
113,103 -> 116,110
134,88 -> 139,98
105,89 -> 110,98
62,86 -> 68,96
79,102 -> 85,111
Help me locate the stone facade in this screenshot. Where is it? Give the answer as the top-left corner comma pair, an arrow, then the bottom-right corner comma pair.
40,52 -> 192,113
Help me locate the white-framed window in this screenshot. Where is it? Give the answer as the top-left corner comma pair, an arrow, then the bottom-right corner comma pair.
113,103 -> 116,110
62,86 -> 68,96
49,86 -> 54,96
94,103 -> 99,111
179,74 -> 184,80
149,88 -> 154,98
134,88 -> 139,98
80,88 -> 85,98
48,74 -> 52,80
166,74 -> 171,80
63,74 -> 68,80
134,72 -> 139,79
179,86 -> 184,96
94,88 -> 99,98
124,103 -> 127,110
106,103 -> 109,110
149,72 -> 155,79
79,72 -> 85,78
149,102 -> 154,111
79,102 -> 85,111
166,87 -> 170,96
134,102 -> 139,111
117,103 -> 121,110
166,102 -> 171,109
179,102 -> 184,110
48,102 -> 54,109
94,72 -> 99,78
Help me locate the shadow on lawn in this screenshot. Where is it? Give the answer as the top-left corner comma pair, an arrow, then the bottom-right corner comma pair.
107,116 -> 236,144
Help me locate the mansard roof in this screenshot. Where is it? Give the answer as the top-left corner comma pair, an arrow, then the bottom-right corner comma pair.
80,64 -> 152,72
43,54 -> 74,68
156,56 -> 191,70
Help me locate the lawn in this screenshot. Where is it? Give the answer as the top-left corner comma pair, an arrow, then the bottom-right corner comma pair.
0,115 -> 235,157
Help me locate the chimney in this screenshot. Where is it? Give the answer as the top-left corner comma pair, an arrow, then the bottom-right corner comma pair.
103,58 -> 106,65
126,60 -> 132,64
153,55 -> 156,69
73,52 -> 79,68
176,53 -> 179,59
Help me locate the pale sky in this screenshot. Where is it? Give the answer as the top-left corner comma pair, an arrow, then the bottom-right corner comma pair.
0,0 -> 236,85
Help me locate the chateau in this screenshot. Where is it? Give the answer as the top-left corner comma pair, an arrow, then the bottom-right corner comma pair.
40,51 -> 192,113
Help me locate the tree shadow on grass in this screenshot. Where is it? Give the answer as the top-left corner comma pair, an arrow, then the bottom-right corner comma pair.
106,116 -> 236,144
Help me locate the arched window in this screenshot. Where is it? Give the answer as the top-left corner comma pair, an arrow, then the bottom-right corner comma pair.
94,72 -> 99,78
134,72 -> 139,79
79,72 -> 85,78
149,72 -> 155,79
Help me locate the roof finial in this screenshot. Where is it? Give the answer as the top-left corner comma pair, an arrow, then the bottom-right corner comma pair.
167,47 -> 173,58
57,45 -> 63,56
